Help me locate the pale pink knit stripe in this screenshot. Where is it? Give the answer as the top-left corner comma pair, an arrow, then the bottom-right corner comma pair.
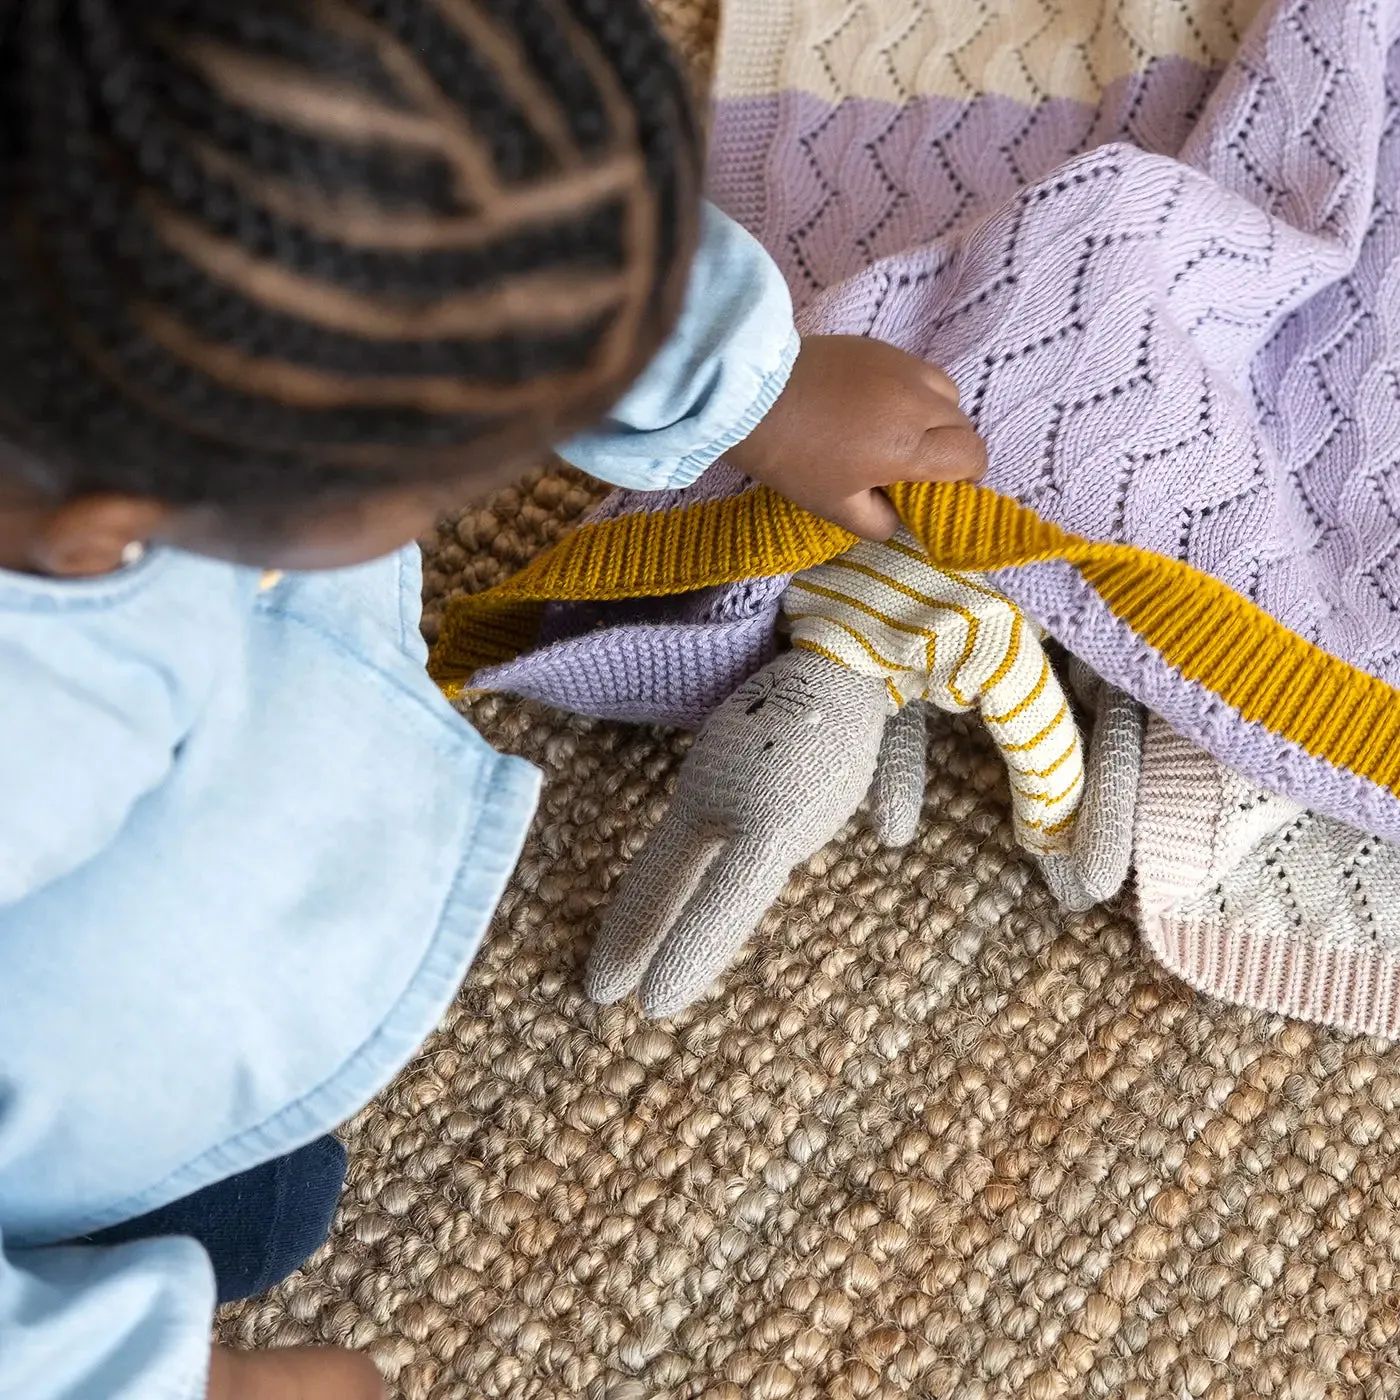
1145,915 -> 1400,1040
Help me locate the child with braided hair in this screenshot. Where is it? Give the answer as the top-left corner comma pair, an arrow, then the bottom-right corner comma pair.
0,1 -> 986,1395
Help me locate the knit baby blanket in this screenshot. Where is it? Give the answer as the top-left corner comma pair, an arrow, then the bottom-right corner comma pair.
432,0 -> 1400,1024
436,0 -> 1400,830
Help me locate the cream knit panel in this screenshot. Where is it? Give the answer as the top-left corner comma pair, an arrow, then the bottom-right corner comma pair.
714,0 -> 1267,106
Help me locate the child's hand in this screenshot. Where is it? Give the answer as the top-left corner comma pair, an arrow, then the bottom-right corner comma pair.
726,335 -> 986,538
207,1344 -> 386,1400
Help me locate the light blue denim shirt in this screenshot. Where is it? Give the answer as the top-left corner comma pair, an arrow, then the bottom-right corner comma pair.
0,203 -> 798,1400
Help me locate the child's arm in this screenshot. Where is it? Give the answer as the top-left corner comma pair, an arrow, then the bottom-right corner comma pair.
557,202 -> 800,493
558,202 -> 985,539
0,605 -> 205,1398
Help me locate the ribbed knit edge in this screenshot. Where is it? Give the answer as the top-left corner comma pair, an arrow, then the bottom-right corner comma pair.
1136,722 -> 1400,1039
1143,908 -> 1400,1040
1133,719 -> 1227,921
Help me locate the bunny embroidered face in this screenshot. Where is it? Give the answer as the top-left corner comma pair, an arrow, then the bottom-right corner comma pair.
736,662 -> 821,718
676,650 -> 887,832
735,666 -> 823,754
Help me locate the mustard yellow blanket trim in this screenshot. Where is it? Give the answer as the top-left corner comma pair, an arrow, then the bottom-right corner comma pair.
431,480 -> 1400,796
431,486 -> 857,680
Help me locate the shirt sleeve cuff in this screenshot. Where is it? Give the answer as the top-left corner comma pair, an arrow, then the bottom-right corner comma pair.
603,325 -> 800,492
556,201 -> 799,493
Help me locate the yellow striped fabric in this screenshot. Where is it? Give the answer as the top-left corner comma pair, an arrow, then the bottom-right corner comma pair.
783,529 -> 1084,854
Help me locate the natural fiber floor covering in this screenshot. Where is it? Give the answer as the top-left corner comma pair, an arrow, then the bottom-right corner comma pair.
218,6 -> 1400,1397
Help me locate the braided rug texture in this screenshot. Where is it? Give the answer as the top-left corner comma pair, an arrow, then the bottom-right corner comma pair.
219,5 -> 1400,1396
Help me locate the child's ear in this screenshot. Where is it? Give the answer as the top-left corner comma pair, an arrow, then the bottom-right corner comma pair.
33,494 -> 175,577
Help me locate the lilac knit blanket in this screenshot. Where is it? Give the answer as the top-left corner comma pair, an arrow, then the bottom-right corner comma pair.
476,0 -> 1400,842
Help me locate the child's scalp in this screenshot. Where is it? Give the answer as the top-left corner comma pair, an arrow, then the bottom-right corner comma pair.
0,0 -> 699,508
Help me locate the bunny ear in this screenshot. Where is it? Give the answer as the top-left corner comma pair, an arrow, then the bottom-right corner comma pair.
586,818 -> 727,1005
869,702 -> 927,848
638,836 -> 794,1019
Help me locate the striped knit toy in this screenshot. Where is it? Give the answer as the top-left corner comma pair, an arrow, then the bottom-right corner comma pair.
782,528 -> 1084,857
587,540 -> 1143,1015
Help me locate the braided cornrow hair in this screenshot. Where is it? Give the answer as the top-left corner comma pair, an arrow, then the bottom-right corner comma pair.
0,0 -> 699,510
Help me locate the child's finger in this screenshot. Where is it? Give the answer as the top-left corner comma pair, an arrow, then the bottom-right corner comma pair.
918,363 -> 962,405
825,489 -> 901,540
907,424 -> 988,482
208,1345 -> 386,1400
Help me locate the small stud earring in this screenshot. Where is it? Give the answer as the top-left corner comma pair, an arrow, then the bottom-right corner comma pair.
120,541 -> 146,568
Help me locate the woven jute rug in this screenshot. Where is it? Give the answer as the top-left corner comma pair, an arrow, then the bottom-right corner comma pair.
218,5 -> 1400,1396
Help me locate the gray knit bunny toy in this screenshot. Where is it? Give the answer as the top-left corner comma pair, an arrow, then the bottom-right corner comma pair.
585,645 -> 1143,1019
1040,655 -> 1143,914
586,649 -> 921,1017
